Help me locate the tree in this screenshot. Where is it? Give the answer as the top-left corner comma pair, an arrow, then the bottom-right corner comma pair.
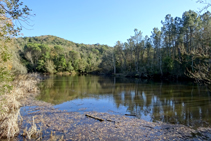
78,58 -> 88,73
24,43 -> 41,71
161,14 -> 175,57
39,44 -> 50,61
0,0 -> 32,138
182,10 -> 201,53
0,0 -> 31,95
69,50 -> 80,70
127,38 -> 135,72
151,28 -> 162,75
66,61 -> 74,72
182,11 -> 211,85
132,29 -> 143,73
145,36 -> 153,74
186,50 -> 211,85
45,60 -> 55,74
114,41 -> 126,72
0,0 -> 32,35
196,0 -> 211,12
100,49 -> 114,73
36,59 -> 45,72
54,54 -> 67,72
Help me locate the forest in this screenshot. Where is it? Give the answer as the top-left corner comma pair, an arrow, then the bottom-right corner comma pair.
15,35 -> 112,74
10,10 -> 211,85
101,10 -> 211,85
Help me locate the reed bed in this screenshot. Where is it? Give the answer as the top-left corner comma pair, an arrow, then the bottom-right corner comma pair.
0,73 -> 40,139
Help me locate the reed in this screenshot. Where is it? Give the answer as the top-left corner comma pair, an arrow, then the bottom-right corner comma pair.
0,73 -> 40,139
25,116 -> 42,140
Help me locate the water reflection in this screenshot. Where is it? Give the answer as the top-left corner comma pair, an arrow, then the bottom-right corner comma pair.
37,75 -> 211,128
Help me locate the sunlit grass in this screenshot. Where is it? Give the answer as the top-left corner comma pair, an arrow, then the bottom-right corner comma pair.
0,73 -> 40,138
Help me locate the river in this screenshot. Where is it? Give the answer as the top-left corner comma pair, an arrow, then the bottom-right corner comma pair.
37,75 -> 211,129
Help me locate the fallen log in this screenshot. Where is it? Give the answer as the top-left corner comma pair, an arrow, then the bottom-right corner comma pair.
85,114 -> 104,121
125,114 -> 136,116
106,119 -> 115,123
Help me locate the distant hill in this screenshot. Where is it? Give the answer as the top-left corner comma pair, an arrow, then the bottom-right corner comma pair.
16,35 -> 112,54
15,35 -> 113,73
16,35 -> 75,46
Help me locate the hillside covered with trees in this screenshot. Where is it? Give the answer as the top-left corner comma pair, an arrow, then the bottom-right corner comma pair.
11,10 -> 211,85
15,35 -> 112,74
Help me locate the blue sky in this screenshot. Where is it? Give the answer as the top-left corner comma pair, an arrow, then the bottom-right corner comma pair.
20,0 -> 204,46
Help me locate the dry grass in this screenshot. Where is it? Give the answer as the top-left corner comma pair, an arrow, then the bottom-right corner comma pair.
0,73 -> 40,139
25,116 -> 42,140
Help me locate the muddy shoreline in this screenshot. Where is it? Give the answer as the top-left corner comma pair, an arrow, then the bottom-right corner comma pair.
14,86 -> 211,141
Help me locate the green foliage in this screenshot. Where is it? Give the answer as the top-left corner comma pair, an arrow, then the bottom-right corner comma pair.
45,60 -> 55,74
13,8 -> 211,84
72,59 -> 79,71
36,60 -> 46,72
99,9 -> 211,83
78,59 -> 88,72
54,45 -> 63,52
163,57 -> 174,73
69,50 -> 80,60
54,55 -> 67,71
92,49 -> 99,54
16,36 -> 111,73
0,0 -> 31,96
66,62 -> 74,72
0,66 -> 13,95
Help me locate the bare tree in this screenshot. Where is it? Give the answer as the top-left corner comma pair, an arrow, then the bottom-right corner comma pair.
196,0 -> 211,13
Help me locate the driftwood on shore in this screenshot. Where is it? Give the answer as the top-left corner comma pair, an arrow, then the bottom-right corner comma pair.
19,103 -> 211,141
85,114 -> 104,121
85,114 -> 117,123
125,114 -> 136,116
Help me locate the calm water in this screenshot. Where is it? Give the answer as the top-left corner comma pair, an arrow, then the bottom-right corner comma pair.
37,75 -> 211,128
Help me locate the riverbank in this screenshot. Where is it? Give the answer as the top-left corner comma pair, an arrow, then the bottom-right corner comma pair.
1,74 -> 211,140
19,102 -> 211,140
0,74 -> 40,139
95,71 -> 195,83
16,76 -> 211,140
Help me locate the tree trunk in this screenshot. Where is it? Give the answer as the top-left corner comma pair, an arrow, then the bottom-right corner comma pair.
113,51 -> 116,74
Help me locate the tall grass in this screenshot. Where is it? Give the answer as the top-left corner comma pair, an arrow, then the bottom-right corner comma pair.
25,116 -> 42,140
0,73 -> 40,139
0,5 -> 32,139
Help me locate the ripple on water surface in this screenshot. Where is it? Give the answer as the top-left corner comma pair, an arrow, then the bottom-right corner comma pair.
37,75 -> 211,129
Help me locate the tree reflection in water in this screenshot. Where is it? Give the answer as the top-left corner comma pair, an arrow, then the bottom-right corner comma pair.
37,75 -> 211,128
